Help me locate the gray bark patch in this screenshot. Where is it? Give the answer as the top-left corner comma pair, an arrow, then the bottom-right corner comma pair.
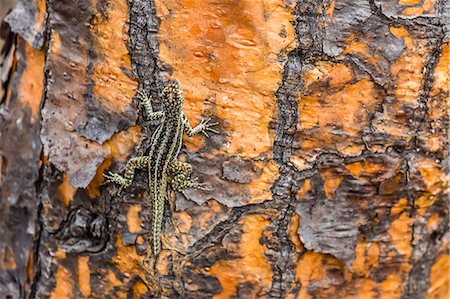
296,183 -> 360,268
5,0 -> 45,49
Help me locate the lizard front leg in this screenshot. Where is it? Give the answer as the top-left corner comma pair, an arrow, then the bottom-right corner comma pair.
136,90 -> 165,121
182,114 -> 219,137
103,156 -> 150,193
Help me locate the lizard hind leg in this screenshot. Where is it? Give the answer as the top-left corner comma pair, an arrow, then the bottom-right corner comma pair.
168,160 -> 211,192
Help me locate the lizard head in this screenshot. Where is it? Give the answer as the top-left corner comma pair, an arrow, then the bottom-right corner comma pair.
162,79 -> 184,116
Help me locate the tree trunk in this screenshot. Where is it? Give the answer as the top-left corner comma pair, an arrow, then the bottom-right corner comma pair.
0,0 -> 448,298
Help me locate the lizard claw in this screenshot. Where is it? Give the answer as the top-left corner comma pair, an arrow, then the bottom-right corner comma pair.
200,118 -> 219,137
102,171 -> 115,183
103,171 -> 119,181
199,186 -> 213,192
176,179 -> 211,198
136,89 -> 149,100
196,182 -> 213,192
103,171 -> 128,194
206,127 -> 219,134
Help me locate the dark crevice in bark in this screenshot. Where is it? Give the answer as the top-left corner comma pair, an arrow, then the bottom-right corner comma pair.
413,39 -> 446,152
126,0 -> 168,171
28,158 -> 45,299
404,154 -> 416,253
267,171 -> 300,298
127,0 -> 164,105
401,217 -> 449,299
30,166 -> 61,298
31,0 -> 95,295
407,26 -> 444,249
44,205 -> 109,254
27,1 -> 48,295
401,29 -> 447,298
26,0 -> 51,293
344,55 -> 392,152
272,49 -> 301,165
186,200 -> 274,256
272,0 -> 337,165
269,1 -> 332,298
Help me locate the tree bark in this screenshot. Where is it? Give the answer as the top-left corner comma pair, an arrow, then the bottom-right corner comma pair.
0,0 -> 448,298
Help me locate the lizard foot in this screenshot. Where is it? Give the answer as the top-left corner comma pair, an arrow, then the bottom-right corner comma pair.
199,118 -> 219,137
103,171 -> 129,194
194,181 -> 213,192
172,177 -> 212,194
190,177 -> 213,191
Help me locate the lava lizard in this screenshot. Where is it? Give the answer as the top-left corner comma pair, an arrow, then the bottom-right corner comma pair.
103,79 -> 218,259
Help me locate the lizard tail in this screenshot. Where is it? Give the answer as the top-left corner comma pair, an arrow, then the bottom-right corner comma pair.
152,196 -> 164,255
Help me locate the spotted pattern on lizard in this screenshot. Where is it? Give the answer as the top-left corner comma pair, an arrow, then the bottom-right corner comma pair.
103,79 -> 218,258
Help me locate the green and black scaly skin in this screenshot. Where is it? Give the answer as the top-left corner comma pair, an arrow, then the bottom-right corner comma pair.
104,79 -> 218,257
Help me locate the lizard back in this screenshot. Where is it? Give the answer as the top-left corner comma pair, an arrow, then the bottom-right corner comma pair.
147,80 -> 185,255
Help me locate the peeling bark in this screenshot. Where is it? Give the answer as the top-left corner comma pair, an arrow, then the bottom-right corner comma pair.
0,0 -> 448,298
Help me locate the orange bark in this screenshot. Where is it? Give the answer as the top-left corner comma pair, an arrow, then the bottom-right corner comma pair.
0,0 -> 448,298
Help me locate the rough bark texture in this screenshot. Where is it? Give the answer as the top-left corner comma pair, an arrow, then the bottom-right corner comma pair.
0,0 -> 448,298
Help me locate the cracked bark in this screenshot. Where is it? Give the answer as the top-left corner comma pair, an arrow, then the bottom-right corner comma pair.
0,0 -> 448,298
